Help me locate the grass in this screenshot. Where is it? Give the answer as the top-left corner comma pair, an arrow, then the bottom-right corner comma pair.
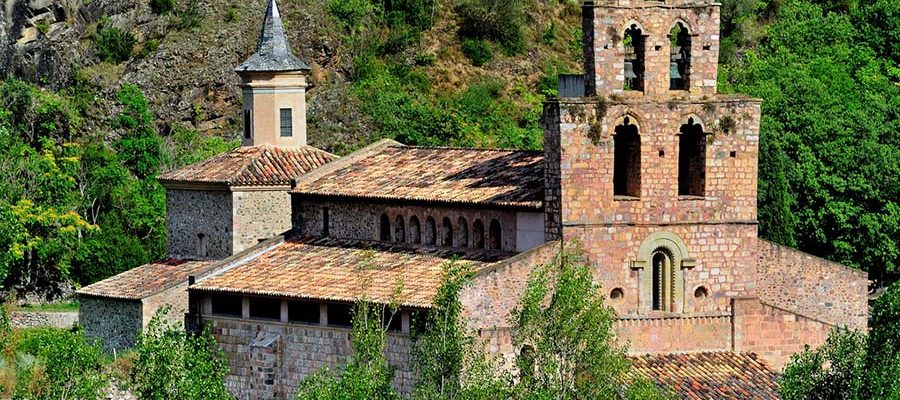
12,301 -> 79,313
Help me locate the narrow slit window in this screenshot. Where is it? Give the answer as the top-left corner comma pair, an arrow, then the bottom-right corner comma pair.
243,110 -> 252,139
651,250 -> 674,312
280,108 -> 293,137
322,207 -> 330,237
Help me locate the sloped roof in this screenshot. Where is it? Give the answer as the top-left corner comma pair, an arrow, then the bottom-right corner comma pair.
77,259 -> 214,300
235,0 -> 310,72
629,352 -> 781,399
191,236 -> 512,308
158,145 -> 336,187
292,145 -> 544,209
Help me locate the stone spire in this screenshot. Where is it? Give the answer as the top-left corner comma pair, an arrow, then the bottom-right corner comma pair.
235,0 -> 310,73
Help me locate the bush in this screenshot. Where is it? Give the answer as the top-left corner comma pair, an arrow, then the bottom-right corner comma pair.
461,38 -> 492,66
95,24 -> 135,63
455,0 -> 525,54
12,327 -> 109,400
130,307 -> 230,400
328,0 -> 372,26
149,0 -> 176,15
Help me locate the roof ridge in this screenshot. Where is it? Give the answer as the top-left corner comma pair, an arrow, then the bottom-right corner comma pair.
232,145 -> 266,182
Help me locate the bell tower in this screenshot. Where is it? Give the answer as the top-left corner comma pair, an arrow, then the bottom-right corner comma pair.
236,0 -> 310,148
544,0 -> 762,321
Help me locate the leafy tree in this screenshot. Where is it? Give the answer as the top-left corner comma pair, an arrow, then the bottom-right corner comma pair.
294,302 -> 401,400
510,244 -> 667,399
11,327 -> 109,400
865,282 -> 900,398
113,85 -> 166,180
455,0 -> 526,54
130,306 -> 231,400
95,23 -> 135,63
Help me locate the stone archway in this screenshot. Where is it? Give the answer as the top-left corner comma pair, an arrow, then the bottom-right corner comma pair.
630,231 -> 696,314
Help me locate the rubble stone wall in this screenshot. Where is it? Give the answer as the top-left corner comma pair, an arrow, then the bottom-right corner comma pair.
166,189 -> 233,259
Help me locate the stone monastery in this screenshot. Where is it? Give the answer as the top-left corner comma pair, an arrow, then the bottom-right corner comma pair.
77,0 -> 869,398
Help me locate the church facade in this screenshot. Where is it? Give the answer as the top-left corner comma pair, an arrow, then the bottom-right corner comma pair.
78,0 -> 869,398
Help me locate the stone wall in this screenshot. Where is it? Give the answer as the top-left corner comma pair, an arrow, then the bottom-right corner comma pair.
616,314 -> 732,354
166,189 -> 233,259
462,241 -> 562,329
757,239 -> 868,329
583,0 -> 721,97
294,199 -> 524,252
10,311 -> 78,329
206,316 -> 414,399
732,297 -> 832,370
142,283 -> 190,328
80,296 -> 143,353
233,190 -> 293,254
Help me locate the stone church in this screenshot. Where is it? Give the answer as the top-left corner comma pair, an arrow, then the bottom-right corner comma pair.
78,0 -> 869,398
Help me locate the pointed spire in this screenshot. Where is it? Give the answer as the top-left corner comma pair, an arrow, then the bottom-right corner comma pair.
235,0 -> 310,73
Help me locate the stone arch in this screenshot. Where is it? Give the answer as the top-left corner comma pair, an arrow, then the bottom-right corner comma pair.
457,217 -> 469,248
424,216 -> 437,245
669,21 -> 692,90
632,231 -> 696,314
488,219 -> 502,250
622,22 -> 647,92
394,215 -> 406,242
379,214 -> 391,241
666,18 -> 693,35
473,219 -> 485,249
409,216 -> 421,244
441,217 -> 453,247
681,114 -> 707,132
678,116 -> 707,196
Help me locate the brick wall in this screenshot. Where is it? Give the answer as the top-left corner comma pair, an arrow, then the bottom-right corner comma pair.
293,199 -> 524,252
233,190 -> 293,254
80,296 -> 143,353
206,316 -> 414,399
166,189 -> 233,259
732,297 -> 832,370
757,239 -> 868,329
583,0 -> 721,97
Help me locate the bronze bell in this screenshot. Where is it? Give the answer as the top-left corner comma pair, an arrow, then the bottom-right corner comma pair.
624,61 -> 637,79
670,62 -> 682,79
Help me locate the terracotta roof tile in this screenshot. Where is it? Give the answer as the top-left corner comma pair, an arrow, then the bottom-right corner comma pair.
158,145 -> 336,187
629,352 -> 781,399
292,146 -> 544,209
191,236 -> 512,308
77,259 -> 214,300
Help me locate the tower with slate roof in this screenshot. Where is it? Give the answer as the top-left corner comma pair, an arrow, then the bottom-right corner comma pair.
236,0 -> 310,148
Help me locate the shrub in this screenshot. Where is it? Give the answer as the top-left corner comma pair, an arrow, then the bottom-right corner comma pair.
225,6 -> 239,23
95,24 -> 135,63
130,307 -> 230,400
149,0 -> 176,15
461,38 -> 492,66
328,0 -> 372,26
12,327 -> 109,400
455,0 -> 525,54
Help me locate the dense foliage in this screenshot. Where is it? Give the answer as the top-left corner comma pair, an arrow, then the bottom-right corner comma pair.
0,79 -> 236,298
720,0 -> 900,275
130,307 -> 231,400
779,282 -> 900,399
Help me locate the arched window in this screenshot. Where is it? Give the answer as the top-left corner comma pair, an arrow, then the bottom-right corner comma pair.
614,117 -> 641,197
380,214 -> 391,241
651,249 -> 675,312
623,24 -> 645,92
457,217 -> 469,248
473,220 -> 485,249
424,217 -> 437,245
488,219 -> 501,250
678,118 -> 706,196
441,217 -> 453,247
394,215 -> 406,242
669,22 -> 691,90
409,216 -> 421,244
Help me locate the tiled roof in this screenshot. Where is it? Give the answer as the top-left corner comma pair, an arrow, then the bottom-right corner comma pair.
191,236 -> 512,308
630,352 -> 781,399
77,259 -> 214,300
158,145 -> 336,187
235,0 -> 310,72
292,146 -> 544,209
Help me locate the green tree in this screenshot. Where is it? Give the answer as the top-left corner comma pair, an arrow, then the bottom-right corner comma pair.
113,84 -> 165,180
130,307 -> 231,400
12,327 -> 109,400
865,282 -> 900,398
510,244 -> 667,399
294,302 -> 401,400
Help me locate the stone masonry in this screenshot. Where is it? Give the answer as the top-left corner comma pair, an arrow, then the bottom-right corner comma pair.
167,189 -> 233,259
